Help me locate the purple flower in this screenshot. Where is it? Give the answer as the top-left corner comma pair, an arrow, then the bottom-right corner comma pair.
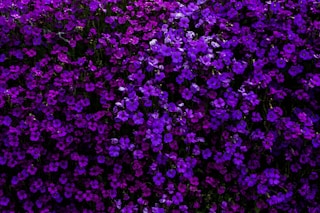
245,174 -> 258,187
81,98 -> 91,107
232,61 -> 247,74
212,98 -> 225,108
276,58 -> 286,68
85,83 -> 95,92
151,135 -> 162,147
179,17 -> 189,28
166,169 -> 176,178
207,76 -> 221,90
160,45 -> 171,57
30,132 -> 41,142
299,49 -> 313,60
294,14 -> 305,26
257,184 -> 268,195
264,168 -> 281,186
312,135 -> 320,148
202,148 -> 212,159
109,145 -> 120,157
152,207 -> 165,213
267,110 -> 279,122
33,36 -> 42,46
126,99 -> 139,112
78,156 -> 88,167
133,150 -> 144,159
182,88 -> 193,100
116,110 -> 129,122
172,192 -> 184,205
132,112 -> 144,125
89,1 -> 99,12
153,172 -> 165,186
164,133 -> 173,143
233,153 -> 244,166
13,50 -> 24,59
268,46 -> 279,59
243,91 -> 260,106
119,137 -> 130,150
171,52 -> 183,64
283,44 -> 295,54
288,65 -> 303,77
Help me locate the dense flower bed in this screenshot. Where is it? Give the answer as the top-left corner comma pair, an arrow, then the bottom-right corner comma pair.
0,0 -> 320,212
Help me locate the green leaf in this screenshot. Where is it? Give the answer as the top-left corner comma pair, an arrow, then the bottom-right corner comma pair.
255,207 -> 260,213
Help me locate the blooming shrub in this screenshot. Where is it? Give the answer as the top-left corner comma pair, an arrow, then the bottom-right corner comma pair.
0,0 -> 320,212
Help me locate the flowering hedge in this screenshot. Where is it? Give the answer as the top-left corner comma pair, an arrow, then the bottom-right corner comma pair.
0,0 -> 320,212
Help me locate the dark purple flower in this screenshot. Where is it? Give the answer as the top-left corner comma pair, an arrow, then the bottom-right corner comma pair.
202,148 -> 212,159
81,98 -> 91,107
85,83 -> 95,92
17,190 -> 27,200
0,53 -> 6,62
312,135 -> 320,148
0,156 -> 6,165
13,50 -> 23,59
2,116 -> 12,126
97,155 -> 105,164
257,184 -> 268,195
0,197 -> 9,206
30,132 -> 41,142
53,119 -> 62,128
251,112 -> 262,122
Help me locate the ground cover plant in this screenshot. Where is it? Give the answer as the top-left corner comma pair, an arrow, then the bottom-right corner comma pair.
0,0 -> 320,212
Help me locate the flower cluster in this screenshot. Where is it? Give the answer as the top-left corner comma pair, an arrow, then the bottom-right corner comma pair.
0,0 -> 320,212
